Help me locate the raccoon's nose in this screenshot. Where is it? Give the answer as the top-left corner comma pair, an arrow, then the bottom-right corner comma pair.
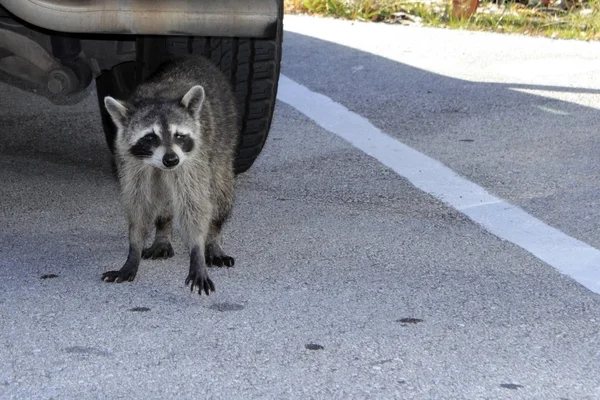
162,152 -> 179,168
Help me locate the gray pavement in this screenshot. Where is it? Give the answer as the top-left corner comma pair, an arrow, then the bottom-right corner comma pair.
1,16 -> 600,399
282,16 -> 600,251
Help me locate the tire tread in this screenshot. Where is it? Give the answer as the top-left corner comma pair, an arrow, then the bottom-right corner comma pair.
165,19 -> 282,173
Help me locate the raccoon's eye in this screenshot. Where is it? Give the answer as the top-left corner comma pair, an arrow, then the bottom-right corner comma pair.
174,133 -> 186,140
141,133 -> 159,144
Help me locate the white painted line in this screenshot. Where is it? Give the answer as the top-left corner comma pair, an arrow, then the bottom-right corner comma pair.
277,74 -> 600,294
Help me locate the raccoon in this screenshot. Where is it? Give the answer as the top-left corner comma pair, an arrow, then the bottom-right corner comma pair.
101,55 -> 239,296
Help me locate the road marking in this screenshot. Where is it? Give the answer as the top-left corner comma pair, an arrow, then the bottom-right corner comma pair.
534,105 -> 570,115
277,74 -> 600,295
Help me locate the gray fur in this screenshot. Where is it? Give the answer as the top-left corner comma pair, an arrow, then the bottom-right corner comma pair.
101,56 -> 239,295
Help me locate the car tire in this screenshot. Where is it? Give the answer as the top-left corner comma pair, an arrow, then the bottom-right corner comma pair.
95,3 -> 283,174
95,61 -> 137,154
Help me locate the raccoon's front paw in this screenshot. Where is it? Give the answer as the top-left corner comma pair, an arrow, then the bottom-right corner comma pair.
101,268 -> 137,283
142,242 -> 174,260
185,270 -> 215,296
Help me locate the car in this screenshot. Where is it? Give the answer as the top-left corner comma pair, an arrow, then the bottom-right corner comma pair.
0,0 -> 283,173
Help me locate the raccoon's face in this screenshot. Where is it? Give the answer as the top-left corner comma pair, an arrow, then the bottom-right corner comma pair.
104,85 -> 205,171
125,121 -> 196,170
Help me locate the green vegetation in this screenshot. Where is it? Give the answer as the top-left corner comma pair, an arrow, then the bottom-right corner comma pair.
284,0 -> 600,40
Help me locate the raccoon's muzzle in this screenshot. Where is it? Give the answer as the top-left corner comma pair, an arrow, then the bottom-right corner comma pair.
163,152 -> 179,168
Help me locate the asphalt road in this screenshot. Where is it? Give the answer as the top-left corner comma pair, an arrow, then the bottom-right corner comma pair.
2,15 -> 600,399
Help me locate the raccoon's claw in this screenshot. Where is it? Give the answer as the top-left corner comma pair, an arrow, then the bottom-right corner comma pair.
206,255 -> 235,268
185,271 -> 215,296
101,269 -> 136,283
205,244 -> 235,268
142,242 -> 175,260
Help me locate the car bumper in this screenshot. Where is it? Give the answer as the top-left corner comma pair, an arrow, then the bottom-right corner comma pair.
0,0 -> 279,37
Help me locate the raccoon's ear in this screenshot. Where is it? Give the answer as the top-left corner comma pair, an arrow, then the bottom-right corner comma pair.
104,96 -> 129,130
181,85 -> 205,118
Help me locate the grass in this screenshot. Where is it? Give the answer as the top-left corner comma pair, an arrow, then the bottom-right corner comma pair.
284,0 -> 600,40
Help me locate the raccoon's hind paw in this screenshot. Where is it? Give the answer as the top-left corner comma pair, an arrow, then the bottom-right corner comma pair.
205,244 -> 235,268
185,270 -> 215,296
142,242 -> 175,260
206,255 -> 235,268
101,269 -> 136,283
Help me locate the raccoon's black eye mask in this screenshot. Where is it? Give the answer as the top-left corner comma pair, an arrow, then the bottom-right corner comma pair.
174,132 -> 194,153
141,133 -> 160,145
130,133 -> 161,158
